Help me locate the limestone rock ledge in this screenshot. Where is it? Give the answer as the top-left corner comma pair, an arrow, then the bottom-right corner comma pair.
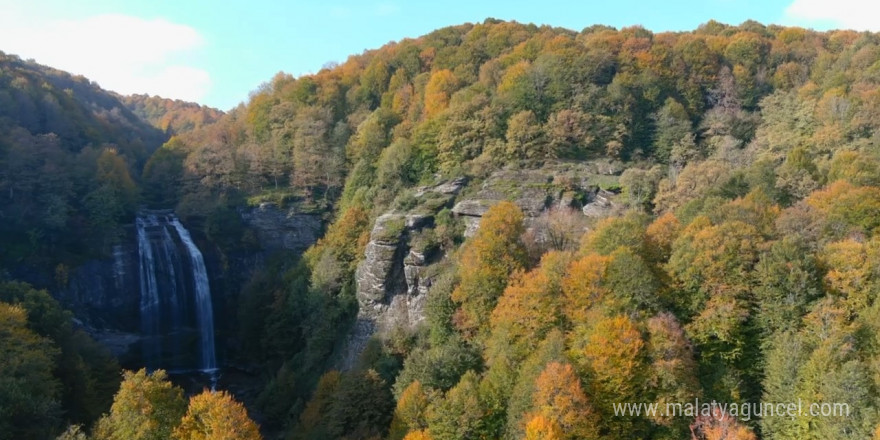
239,202 -> 322,253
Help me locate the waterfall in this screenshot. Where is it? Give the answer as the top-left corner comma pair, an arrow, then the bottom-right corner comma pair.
170,217 -> 217,372
136,216 -> 161,369
135,212 -> 217,374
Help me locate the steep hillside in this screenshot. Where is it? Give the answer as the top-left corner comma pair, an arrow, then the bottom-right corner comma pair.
0,52 -> 172,273
121,93 -> 224,135
5,17 -> 880,439
157,19 -> 880,438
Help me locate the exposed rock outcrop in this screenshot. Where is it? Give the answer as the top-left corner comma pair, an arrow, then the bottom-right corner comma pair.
582,188 -> 617,217
342,166 -> 620,368
59,242 -> 141,333
342,180 -> 458,368
344,213 -> 436,368
451,165 -> 619,236
451,199 -> 494,236
355,213 -> 409,308
239,203 -> 322,253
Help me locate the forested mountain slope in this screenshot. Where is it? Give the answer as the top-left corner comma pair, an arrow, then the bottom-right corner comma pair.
0,50 -> 270,439
0,52 -> 168,271
155,19 -> 880,439
120,93 -> 224,135
5,17 -> 880,440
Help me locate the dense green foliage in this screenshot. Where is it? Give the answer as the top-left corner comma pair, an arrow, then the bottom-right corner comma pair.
0,281 -> 120,439
0,52 -> 168,270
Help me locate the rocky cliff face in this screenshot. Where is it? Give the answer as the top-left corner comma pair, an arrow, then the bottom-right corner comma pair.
60,242 -> 141,333
57,204 -> 324,366
239,203 -> 323,253
341,180 -> 462,368
59,241 -> 144,361
343,164 -> 621,367
452,163 -> 622,235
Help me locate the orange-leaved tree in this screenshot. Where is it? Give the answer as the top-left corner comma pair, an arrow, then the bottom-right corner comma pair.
527,362 -> 599,440
452,201 -> 527,339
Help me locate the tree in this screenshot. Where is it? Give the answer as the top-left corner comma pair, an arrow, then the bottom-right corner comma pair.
526,207 -> 587,256
569,314 -> 647,436
290,106 -> 336,198
389,380 -> 432,440
426,371 -> 485,440
620,166 -> 664,209
393,337 -> 481,398
173,391 -> 262,440
772,298 -> 880,440
644,211 -> 681,265
504,330 -> 566,440
821,237 -> 880,314
0,302 -> 60,440
527,362 -> 599,440
561,253 -> 611,323
775,147 -> 820,200
827,151 -> 880,187
504,110 -> 546,160
652,98 -> 693,163
760,330 -> 808,440
95,148 -> 138,211
424,69 -> 459,117
402,430 -> 432,440
805,180 -> 880,239
666,217 -> 761,315
56,424 -> 89,440
645,313 -> 699,436
451,201 -> 527,338
754,237 -> 822,334
0,281 -> 120,428
577,315 -> 646,399
435,90 -> 503,172
524,415 -> 563,440
142,139 -> 186,207
605,247 -> 661,313
324,369 -> 394,440
690,408 -> 757,440
297,370 -> 341,438
93,369 -> 187,440
544,109 -> 608,159
579,211 -> 648,256
488,251 -> 567,364
653,160 -> 731,213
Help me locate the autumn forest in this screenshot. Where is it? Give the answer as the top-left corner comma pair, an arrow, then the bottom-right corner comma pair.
3,17 -> 880,440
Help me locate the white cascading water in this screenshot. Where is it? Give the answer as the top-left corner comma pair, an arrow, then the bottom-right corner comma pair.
136,212 -> 217,377
136,215 -> 162,368
169,217 -> 217,373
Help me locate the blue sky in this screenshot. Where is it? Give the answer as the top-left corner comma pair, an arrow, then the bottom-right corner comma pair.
0,0 -> 876,110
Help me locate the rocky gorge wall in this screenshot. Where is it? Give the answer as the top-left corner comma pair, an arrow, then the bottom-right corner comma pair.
343,163 -> 622,368
56,203 -> 324,366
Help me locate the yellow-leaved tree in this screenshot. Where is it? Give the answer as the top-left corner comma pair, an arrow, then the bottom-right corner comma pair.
451,201 -> 527,339
173,390 -> 262,440
93,369 -> 186,440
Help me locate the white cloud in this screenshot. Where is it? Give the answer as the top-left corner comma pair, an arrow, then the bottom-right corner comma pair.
784,0 -> 880,31
0,13 -> 211,102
